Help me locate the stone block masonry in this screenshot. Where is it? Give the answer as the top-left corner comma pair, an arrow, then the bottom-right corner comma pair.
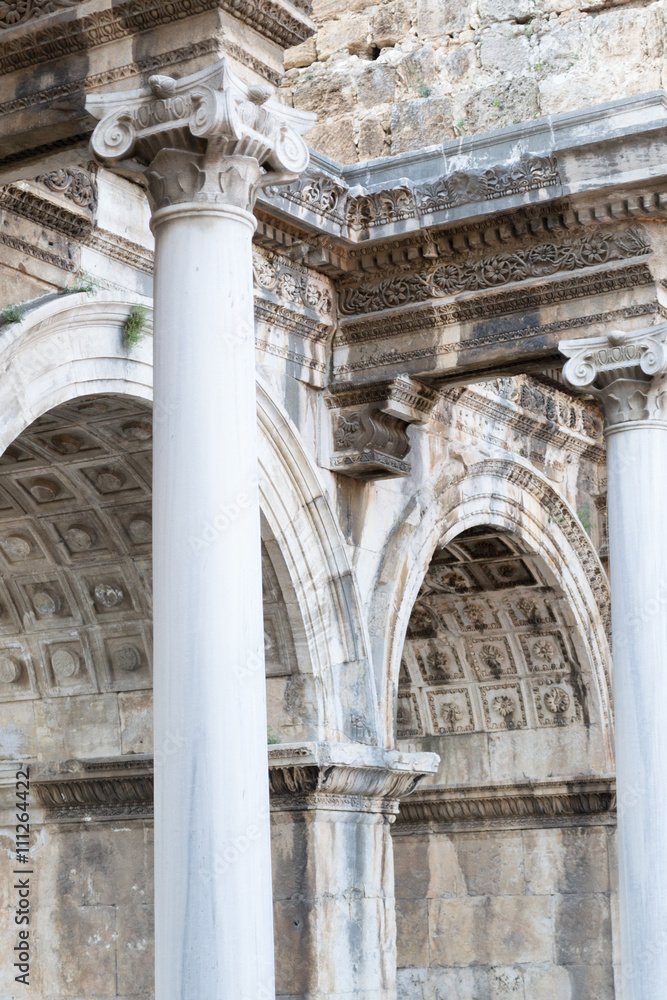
281,0 -> 667,162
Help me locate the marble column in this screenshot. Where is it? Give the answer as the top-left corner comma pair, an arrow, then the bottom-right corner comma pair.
561,323 -> 667,1000
87,62 -> 313,1000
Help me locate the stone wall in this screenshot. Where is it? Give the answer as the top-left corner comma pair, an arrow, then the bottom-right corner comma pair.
281,0 -> 667,162
393,821 -> 618,999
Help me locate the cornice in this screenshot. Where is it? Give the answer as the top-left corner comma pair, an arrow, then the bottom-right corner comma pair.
30,745 -> 438,822
0,0 -> 314,76
32,755 -> 154,822
268,742 -> 439,816
396,776 -> 616,829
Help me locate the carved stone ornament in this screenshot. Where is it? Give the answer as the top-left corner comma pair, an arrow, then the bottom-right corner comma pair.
323,376 -> 440,481
86,58 -> 315,214
396,776 -> 616,827
560,323 -> 667,430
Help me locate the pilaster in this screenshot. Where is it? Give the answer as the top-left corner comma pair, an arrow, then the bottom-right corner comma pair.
268,743 -> 438,1000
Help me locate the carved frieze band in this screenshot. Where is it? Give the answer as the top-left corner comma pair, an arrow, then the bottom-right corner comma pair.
32,756 -> 153,822
337,227 -> 650,316
396,777 -> 616,827
269,154 -> 561,237
335,265 -> 655,348
0,0 -> 313,51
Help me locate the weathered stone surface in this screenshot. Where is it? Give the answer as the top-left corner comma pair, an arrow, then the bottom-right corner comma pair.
316,13 -> 372,59
119,691 -> 153,755
390,97 -> 456,153
371,1 -> 412,49
417,0 -> 471,37
283,0 -> 667,163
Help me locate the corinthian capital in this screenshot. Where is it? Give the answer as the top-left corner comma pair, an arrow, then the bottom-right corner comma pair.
560,324 -> 667,429
86,59 -> 314,213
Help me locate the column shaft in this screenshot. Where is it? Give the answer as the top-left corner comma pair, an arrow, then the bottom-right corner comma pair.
606,421 -> 667,999
152,203 -> 274,1000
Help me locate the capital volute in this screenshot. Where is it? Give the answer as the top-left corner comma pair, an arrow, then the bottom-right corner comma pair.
560,324 -> 667,431
86,59 -> 315,214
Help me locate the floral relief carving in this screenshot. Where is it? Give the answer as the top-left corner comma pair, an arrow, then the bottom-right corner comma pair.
533,676 -> 582,727
416,154 -> 560,214
426,689 -> 474,734
338,227 -> 650,315
0,0 -> 81,28
266,154 -> 560,233
35,167 -> 97,209
333,413 -> 362,450
252,250 -> 332,317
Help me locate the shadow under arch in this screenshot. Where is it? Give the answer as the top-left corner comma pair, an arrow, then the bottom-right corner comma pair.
0,290 -> 379,745
370,456 -> 613,764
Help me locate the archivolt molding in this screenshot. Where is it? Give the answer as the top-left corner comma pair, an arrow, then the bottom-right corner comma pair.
370,457 -> 613,757
0,292 -> 378,745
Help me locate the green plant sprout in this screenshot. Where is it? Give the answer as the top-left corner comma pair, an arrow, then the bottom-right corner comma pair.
60,275 -> 98,295
0,302 -> 25,325
122,305 -> 148,349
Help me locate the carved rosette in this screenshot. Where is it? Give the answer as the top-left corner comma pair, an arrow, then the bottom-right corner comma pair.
560,324 -> 667,431
86,59 -> 314,215
323,376 -> 440,481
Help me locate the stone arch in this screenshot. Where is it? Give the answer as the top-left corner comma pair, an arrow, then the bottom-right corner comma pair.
0,291 -> 378,745
370,457 -> 613,766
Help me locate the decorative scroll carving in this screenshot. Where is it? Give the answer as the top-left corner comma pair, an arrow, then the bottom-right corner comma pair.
87,59 -> 313,214
0,0 -> 313,49
396,776 -> 616,826
35,167 -> 96,209
561,323 -> 667,429
338,227 -> 650,316
323,376 -> 439,481
265,170 -> 349,226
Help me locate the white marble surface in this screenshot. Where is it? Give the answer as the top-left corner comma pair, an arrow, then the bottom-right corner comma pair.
152,202 -> 275,1000
607,418 -> 667,1000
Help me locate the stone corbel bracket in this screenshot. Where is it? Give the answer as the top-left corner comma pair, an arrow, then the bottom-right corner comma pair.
268,742 -> 439,817
322,375 -> 440,481
561,322 -> 667,428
